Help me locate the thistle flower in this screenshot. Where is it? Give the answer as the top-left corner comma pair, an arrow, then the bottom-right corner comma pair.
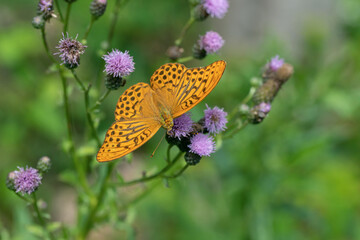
13,167 -> 42,195
268,55 -> 284,71
204,105 -> 228,134
55,33 -> 87,69
103,49 -> 135,78
168,113 -> 193,139
188,133 -> 215,157
37,0 -> 54,20
90,0 -> 107,18
198,31 -> 224,54
202,0 -> 229,19
37,156 -> 51,173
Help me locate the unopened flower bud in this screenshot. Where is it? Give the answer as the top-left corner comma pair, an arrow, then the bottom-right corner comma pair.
250,77 -> 262,88
239,104 -> 250,116
105,75 -> 126,90
166,46 -> 184,61
32,16 -> 45,29
37,156 -> 51,173
90,0 -> 107,19
184,151 -> 201,166
192,4 -> 209,21
6,171 -> 16,191
192,42 -> 207,59
248,102 -> 271,124
55,33 -> 87,69
253,57 -> 293,105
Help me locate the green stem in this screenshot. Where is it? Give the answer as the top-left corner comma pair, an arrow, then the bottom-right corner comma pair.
71,69 -> 101,147
177,56 -> 194,63
175,17 -> 195,46
105,0 -> 124,50
223,120 -> 248,140
40,27 -> 56,63
59,68 -> 93,196
117,151 -> 184,187
79,162 -> 115,239
63,2 -> 72,33
90,89 -> 111,111
53,0 -> 64,22
32,193 -> 55,240
83,16 -> 96,42
164,164 -> 189,179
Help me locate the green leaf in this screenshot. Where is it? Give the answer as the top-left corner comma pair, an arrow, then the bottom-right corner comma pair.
58,170 -> 78,186
47,222 -> 62,232
26,225 -> 45,238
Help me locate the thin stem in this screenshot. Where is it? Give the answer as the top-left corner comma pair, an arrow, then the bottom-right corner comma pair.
59,68 -> 93,196
117,151 -> 184,187
53,0 -> 64,22
175,17 -> 195,46
83,16 -> 96,41
32,193 -> 55,240
63,2 -> 72,33
40,27 -> 56,63
71,69 -> 102,147
164,164 -> 189,179
105,0 -> 124,50
166,144 -> 173,163
79,162 -> 115,239
177,56 -> 194,63
223,121 -> 249,140
90,89 -> 111,111
70,69 -> 87,92
120,182 -> 160,210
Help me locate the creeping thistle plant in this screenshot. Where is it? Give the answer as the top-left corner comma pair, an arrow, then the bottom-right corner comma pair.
6,0 -> 293,239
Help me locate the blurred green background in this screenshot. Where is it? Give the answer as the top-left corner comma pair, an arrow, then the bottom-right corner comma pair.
1,0 -> 360,239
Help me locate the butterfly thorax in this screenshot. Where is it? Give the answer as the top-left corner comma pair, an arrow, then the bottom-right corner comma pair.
158,106 -> 174,131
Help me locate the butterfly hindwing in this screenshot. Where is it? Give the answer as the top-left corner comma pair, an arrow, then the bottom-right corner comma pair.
97,119 -> 161,162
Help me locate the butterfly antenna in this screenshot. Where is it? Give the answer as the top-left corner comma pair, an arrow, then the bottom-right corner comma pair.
151,133 -> 166,158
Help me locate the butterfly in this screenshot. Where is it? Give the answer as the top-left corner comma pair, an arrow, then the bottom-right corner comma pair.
97,60 -> 226,162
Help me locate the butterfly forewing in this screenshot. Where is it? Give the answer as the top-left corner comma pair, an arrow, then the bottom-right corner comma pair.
115,82 -> 153,121
172,60 -> 226,118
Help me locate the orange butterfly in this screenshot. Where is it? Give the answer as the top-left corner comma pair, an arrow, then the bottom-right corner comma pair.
97,60 -> 226,162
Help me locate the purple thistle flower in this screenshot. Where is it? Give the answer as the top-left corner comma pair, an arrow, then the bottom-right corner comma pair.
38,0 -> 52,13
198,31 -> 224,54
14,167 -> 42,195
204,104 -> 228,134
269,55 -> 284,71
188,133 -> 215,157
55,33 -> 87,69
103,49 -> 135,78
202,0 -> 229,19
168,113 -> 193,139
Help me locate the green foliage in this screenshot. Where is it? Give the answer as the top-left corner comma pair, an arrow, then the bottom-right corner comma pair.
1,0 -> 360,239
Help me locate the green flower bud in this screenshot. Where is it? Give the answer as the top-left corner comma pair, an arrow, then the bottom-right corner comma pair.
105,75 -> 126,90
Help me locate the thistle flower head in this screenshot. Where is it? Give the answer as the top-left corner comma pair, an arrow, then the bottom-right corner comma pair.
188,133 -> 215,157
13,167 -> 42,195
55,33 -> 87,69
38,0 -> 54,20
103,49 -> 135,78
269,55 -> 284,71
198,31 -> 224,54
204,104 -> 228,134
202,0 -> 229,19
168,113 -> 193,139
